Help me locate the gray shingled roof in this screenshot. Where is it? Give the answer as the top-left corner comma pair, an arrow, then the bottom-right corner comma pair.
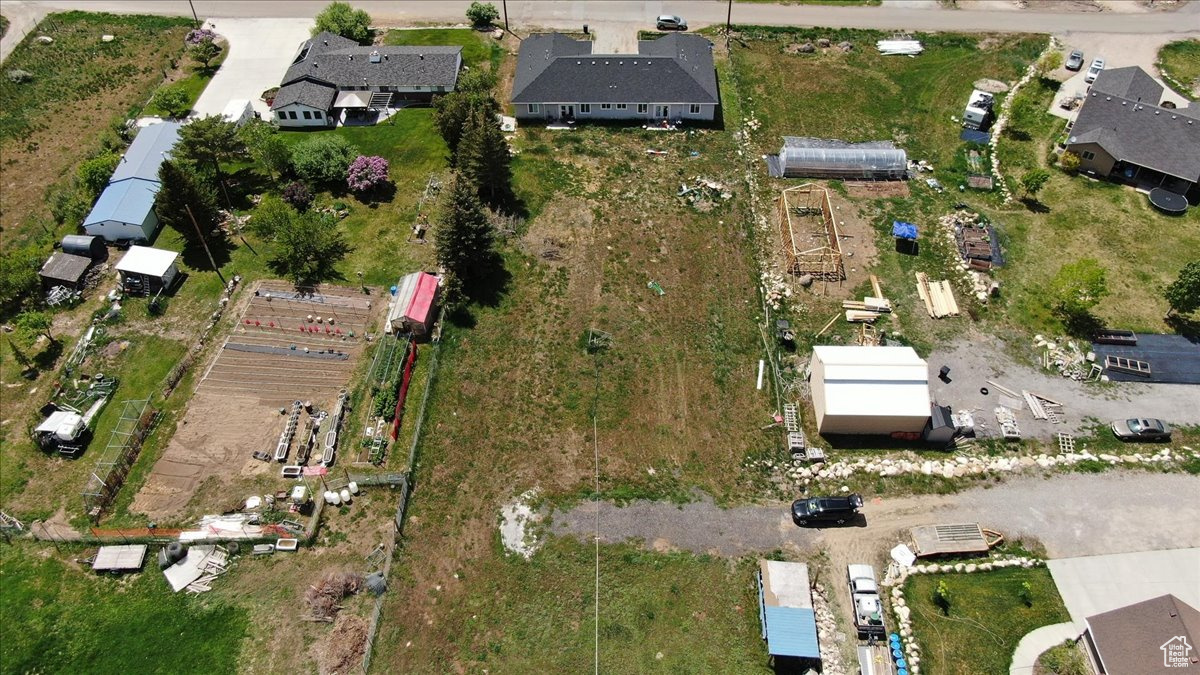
511,33 -> 718,105
273,78 -> 336,109
1069,68 -> 1200,181
39,252 -> 91,284
1090,65 -> 1165,103
1087,595 -> 1200,675
272,31 -> 461,111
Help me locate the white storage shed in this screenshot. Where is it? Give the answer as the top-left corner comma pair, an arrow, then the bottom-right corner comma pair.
114,246 -> 180,296
810,346 -> 931,435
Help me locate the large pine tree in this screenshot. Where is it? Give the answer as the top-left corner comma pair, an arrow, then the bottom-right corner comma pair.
456,107 -> 513,209
434,174 -> 499,302
432,69 -> 498,160
155,159 -> 221,243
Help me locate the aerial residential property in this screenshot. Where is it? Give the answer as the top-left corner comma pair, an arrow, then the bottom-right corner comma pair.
511,32 -> 719,123
2,2 -> 1199,674
271,31 -> 463,127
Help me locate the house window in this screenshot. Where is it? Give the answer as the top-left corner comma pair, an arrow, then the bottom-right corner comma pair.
616,104 -> 627,110
580,104 -> 591,114
276,112 -> 285,121
689,104 -> 701,115
528,103 -> 541,114
601,103 -> 612,110
1081,150 -> 1095,161
288,111 -> 298,120
314,110 -> 323,119
302,110 -> 312,119
637,103 -> 648,114
413,86 -> 422,91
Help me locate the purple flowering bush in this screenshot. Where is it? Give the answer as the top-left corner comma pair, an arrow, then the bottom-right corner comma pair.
347,155 -> 389,192
185,28 -> 217,46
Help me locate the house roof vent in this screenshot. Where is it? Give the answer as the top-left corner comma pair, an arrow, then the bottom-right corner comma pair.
369,50 -> 381,63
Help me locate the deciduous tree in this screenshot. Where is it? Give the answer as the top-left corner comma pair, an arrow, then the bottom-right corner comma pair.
1021,168 -> 1051,199
15,311 -> 57,347
1165,260 -> 1200,317
151,85 -> 191,118
76,153 -> 120,199
0,245 -> 44,319
314,2 -> 372,44
292,134 -> 358,185
189,38 -> 222,69
237,118 -> 292,179
270,209 -> 352,285
466,2 -> 500,28
1049,258 -> 1108,319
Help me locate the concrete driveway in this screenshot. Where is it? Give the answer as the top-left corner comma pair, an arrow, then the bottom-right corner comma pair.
1047,32 -> 1196,121
1048,548 -> 1200,628
192,18 -> 313,118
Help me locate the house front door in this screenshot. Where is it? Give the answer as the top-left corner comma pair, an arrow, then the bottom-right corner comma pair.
655,105 -> 670,118
560,105 -> 575,119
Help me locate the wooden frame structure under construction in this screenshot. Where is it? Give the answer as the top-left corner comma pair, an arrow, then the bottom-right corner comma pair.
777,184 -> 845,282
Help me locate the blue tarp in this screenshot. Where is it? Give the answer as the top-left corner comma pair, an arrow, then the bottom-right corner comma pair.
960,129 -> 990,144
892,221 -> 918,240
109,122 -> 182,183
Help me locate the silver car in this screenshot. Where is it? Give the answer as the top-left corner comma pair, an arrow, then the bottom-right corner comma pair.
656,15 -> 687,31
1111,418 -> 1172,442
1066,50 -> 1084,71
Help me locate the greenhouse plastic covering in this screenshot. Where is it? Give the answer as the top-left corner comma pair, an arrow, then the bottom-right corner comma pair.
774,137 -> 908,178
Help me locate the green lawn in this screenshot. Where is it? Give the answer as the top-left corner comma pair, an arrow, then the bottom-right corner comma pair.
379,538 -> 768,671
0,542 -> 249,673
1158,39 -> 1200,100
383,28 -> 503,71
905,568 -> 1070,675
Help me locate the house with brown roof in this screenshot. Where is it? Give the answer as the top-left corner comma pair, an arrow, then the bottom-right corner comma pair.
1066,66 -> 1200,196
1083,594 -> 1200,673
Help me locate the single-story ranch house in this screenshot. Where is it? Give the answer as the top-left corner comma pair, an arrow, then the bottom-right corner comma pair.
271,31 -> 462,128
511,33 -> 719,123
1066,66 -> 1200,195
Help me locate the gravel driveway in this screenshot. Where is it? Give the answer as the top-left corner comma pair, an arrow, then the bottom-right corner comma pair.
928,335 -> 1200,439
551,472 -> 1200,561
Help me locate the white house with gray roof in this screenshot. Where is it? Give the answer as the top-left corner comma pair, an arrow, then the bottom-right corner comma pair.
1066,66 -> 1200,195
511,33 -> 719,123
271,31 -> 462,128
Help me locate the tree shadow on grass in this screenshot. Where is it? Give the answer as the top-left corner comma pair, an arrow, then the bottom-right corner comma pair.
176,233 -> 234,273
1020,197 -> 1050,214
1166,314 -> 1200,339
1059,309 -> 1104,338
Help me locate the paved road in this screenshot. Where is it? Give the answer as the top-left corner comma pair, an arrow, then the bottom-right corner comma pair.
5,0 -> 1199,63
551,472 -> 1200,560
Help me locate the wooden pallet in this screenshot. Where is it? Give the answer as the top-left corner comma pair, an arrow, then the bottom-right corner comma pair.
1057,433 -> 1075,453
1104,355 -> 1151,377
783,404 -> 800,433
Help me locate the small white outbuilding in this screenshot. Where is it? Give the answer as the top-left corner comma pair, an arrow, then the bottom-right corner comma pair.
114,245 -> 179,296
810,345 -> 931,435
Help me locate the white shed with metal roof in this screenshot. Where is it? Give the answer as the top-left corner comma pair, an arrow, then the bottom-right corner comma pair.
810,346 -> 931,435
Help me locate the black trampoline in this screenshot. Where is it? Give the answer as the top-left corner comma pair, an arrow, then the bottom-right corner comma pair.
1149,188 -> 1188,215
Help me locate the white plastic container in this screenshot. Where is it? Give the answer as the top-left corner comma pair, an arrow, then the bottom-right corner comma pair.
329,491 -> 342,506
339,488 -> 352,503
348,481 -> 359,495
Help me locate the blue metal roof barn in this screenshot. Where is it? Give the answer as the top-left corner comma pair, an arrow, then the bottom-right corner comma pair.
758,559 -> 822,664
109,121 -> 182,183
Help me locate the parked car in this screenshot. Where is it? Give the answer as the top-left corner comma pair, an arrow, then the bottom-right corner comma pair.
792,493 -> 863,526
656,15 -> 687,31
1085,57 -> 1105,83
1066,50 -> 1085,71
1111,418 -> 1172,442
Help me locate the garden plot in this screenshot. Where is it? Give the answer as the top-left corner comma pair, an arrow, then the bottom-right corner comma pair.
130,281 -> 382,522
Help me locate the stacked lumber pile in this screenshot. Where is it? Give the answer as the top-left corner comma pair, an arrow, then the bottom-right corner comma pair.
939,210 -> 1003,303
915,272 -> 960,318
843,275 -> 893,324
1022,390 -> 1065,424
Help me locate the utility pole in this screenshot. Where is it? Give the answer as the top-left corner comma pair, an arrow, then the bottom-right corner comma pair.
727,0 -> 733,38
186,204 -> 227,286
187,0 -> 199,27
502,0 -> 509,34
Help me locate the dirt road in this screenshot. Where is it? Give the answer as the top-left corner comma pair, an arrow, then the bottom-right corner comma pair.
551,472 -> 1200,561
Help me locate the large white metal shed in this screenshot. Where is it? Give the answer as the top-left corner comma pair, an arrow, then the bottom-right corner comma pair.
810,346 -> 931,435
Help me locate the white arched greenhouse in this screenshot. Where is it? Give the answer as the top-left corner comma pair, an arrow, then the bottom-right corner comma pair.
766,137 -> 908,180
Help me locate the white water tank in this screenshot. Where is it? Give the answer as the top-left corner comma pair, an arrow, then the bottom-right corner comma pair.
329,491 -> 342,506
348,481 -> 360,495
339,488 -> 352,503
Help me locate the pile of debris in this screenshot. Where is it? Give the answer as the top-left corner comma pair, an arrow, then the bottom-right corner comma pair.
1035,335 -> 1094,380
938,210 -> 1002,303
843,275 -> 893,323
184,546 -> 230,594
678,176 -> 733,211
760,268 -> 793,310
306,571 -> 365,622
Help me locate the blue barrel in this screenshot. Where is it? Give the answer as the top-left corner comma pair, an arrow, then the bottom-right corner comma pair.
390,285 -> 398,295
890,633 -> 902,643
892,648 -> 903,660
898,669 -> 908,675
897,658 -> 908,669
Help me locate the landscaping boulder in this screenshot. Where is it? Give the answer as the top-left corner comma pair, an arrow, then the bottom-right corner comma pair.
837,41 -> 853,52
817,38 -> 832,48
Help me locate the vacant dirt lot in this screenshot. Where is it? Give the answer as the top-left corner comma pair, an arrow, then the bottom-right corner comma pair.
130,281 -> 382,522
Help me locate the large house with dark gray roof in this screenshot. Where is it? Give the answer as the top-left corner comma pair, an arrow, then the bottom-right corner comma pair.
271,32 -> 462,128
1066,66 -> 1200,195
511,33 -> 719,123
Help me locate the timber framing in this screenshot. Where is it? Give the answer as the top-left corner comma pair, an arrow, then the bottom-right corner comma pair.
777,184 -> 845,281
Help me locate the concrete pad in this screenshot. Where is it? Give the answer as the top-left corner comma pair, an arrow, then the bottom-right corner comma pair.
192,18 -> 313,118
591,23 -> 639,55
1047,548 -> 1200,629
1010,622 -> 1079,675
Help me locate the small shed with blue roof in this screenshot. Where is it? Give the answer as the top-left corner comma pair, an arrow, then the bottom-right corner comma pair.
83,121 -> 182,242
758,559 -> 822,668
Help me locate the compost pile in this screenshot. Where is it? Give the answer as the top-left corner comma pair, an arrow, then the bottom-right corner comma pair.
306,571 -> 364,622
